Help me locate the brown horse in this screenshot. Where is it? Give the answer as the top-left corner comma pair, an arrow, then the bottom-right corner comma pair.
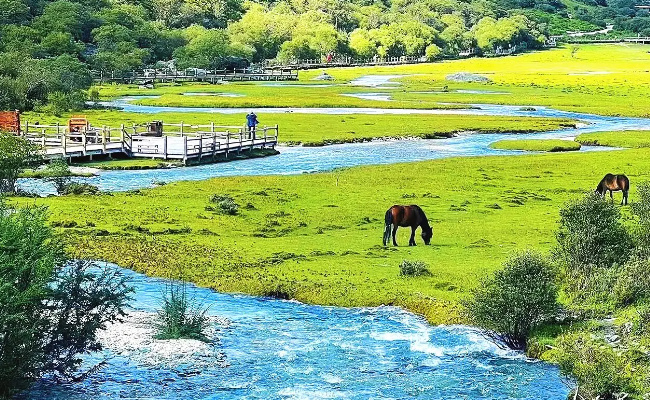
596,173 -> 630,205
383,205 -> 433,246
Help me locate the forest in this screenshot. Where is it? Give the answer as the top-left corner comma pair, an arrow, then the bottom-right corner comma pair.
1,0 -> 649,112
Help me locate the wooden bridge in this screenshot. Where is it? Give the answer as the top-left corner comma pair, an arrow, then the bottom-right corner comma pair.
21,121 -> 279,164
94,69 -> 298,84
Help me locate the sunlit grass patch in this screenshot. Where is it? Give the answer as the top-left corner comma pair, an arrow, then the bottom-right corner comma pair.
490,139 -> 581,152
576,130 -> 650,148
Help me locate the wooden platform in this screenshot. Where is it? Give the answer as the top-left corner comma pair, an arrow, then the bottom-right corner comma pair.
22,122 -> 279,164
94,69 -> 298,84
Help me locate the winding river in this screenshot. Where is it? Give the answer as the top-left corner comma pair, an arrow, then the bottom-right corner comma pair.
22,263 -> 570,400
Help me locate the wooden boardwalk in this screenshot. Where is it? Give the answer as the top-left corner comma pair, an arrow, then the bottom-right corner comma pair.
94,69 -> 298,84
22,122 -> 279,164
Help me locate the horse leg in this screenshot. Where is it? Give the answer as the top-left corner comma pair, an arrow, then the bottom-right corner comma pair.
392,225 -> 399,246
409,227 -> 416,246
610,190 -> 614,201
383,224 -> 390,246
624,190 -> 629,205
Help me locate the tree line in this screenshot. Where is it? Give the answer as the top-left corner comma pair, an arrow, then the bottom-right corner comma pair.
0,0 -> 646,112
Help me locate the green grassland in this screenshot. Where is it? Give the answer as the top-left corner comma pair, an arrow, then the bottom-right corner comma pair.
490,139 -> 581,152
94,45 -> 650,118
23,110 -> 574,147
14,148 -> 650,325
576,130 -> 650,148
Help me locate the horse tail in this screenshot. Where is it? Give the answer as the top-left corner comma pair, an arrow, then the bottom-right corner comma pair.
383,208 -> 393,246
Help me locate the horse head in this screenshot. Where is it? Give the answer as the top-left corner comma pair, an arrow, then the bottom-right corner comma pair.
421,227 -> 433,245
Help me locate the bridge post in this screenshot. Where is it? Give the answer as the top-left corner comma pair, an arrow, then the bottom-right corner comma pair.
182,135 -> 188,165
226,130 -> 230,158
163,135 -> 168,159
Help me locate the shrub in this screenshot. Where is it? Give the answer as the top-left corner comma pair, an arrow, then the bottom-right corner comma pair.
59,182 -> 101,195
43,158 -> 73,194
631,181 -> 650,257
155,281 -> 209,341
613,257 -> 650,306
465,251 -> 558,350
399,260 -> 431,277
0,203 -> 131,397
208,194 -> 239,215
555,193 -> 632,271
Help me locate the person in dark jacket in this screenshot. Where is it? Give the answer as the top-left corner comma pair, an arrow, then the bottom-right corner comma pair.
246,112 -> 259,139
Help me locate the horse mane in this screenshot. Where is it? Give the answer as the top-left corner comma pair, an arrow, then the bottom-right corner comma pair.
411,205 -> 431,229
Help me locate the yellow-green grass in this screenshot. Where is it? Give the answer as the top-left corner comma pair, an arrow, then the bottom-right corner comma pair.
95,45 -> 650,117
13,148 -> 650,325
576,130 -> 650,148
490,139 -> 581,152
24,110 -> 574,147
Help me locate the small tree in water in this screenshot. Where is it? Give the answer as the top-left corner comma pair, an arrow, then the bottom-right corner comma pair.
0,203 -> 132,398
0,133 -> 41,194
466,251 -> 559,350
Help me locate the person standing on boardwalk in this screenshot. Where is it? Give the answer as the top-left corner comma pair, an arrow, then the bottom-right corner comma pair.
246,111 -> 259,139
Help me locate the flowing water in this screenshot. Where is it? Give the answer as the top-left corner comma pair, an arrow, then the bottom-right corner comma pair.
22,263 -> 570,400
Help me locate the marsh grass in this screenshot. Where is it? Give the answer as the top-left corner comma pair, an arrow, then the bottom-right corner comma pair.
155,280 -> 209,342
576,130 -> 650,148
490,139 -> 581,152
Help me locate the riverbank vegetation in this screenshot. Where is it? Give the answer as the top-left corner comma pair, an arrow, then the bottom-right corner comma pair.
490,139 -> 581,152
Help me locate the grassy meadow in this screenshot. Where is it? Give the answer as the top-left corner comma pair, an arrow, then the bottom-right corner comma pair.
23,110 -> 574,146
93,44 -> 650,118
14,148 -> 650,325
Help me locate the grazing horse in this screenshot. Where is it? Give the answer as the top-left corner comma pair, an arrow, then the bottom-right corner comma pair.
596,173 -> 630,205
383,205 -> 433,246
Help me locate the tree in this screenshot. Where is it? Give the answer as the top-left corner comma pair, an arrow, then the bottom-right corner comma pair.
466,251 -> 559,350
555,193 -> 633,271
0,203 -> 132,397
0,133 -> 41,194
173,26 -> 249,69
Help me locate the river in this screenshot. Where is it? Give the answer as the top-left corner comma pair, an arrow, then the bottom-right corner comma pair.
21,263 -> 570,400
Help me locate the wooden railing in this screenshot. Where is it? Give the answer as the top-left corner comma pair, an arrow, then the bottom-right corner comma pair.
20,121 -> 279,163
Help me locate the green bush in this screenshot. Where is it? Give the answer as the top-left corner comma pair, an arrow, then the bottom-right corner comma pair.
0,203 -> 131,398
465,251 -> 558,350
59,182 -> 101,195
155,281 -> 209,341
555,334 -> 629,399
399,260 -> 432,277
208,194 -> 239,215
555,193 -> 632,271
613,257 -> 650,307
43,158 -> 73,194
631,181 -> 650,258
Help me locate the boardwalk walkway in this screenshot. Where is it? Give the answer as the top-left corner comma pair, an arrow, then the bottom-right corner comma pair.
94,69 -> 298,84
22,121 -> 279,164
